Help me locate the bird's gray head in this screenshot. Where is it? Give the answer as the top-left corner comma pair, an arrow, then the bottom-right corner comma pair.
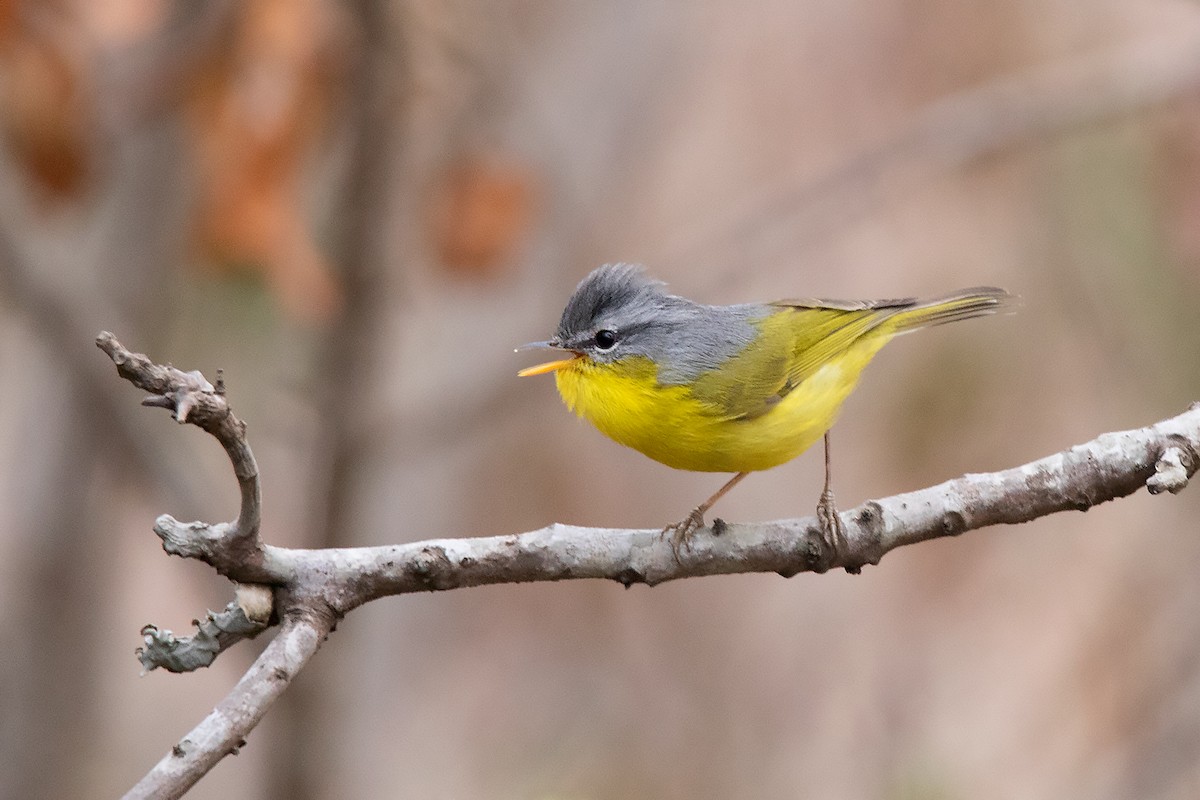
548,263 -> 675,365
520,263 -> 760,383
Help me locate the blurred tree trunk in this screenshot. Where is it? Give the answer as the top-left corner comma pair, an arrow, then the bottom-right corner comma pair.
0,123 -> 192,798
0,394 -> 101,800
265,0 -> 403,796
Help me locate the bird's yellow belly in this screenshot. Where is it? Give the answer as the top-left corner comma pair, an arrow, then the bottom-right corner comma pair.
554,354 -> 872,473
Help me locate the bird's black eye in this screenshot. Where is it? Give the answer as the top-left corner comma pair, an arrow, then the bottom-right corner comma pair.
593,329 -> 618,350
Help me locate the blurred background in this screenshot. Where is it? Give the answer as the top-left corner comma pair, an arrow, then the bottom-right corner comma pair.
1,0 -> 1199,798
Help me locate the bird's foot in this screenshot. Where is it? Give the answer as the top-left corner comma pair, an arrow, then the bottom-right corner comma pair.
815,487 -> 846,562
662,508 -> 706,562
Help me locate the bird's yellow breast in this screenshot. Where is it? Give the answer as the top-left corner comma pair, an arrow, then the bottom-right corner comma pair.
553,333 -> 886,473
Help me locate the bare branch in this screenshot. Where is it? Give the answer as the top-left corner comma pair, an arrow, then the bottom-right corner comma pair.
100,332 -> 1199,796
247,403 -> 1199,608
123,607 -> 335,800
96,332 -> 263,569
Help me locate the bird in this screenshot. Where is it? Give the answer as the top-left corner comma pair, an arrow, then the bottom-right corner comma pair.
518,263 -> 1011,559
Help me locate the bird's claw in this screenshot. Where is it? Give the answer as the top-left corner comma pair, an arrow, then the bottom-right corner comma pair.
662,508 -> 706,562
816,487 -> 845,561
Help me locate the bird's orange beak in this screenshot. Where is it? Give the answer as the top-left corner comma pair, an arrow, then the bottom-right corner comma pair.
516,340 -> 580,376
517,355 -> 580,377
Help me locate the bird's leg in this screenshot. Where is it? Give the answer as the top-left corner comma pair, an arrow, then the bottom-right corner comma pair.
663,471 -> 749,560
815,430 -> 846,560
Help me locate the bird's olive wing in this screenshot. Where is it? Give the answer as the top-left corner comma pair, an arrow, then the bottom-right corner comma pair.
769,298 -> 914,387
687,300 -> 910,421
685,318 -> 794,421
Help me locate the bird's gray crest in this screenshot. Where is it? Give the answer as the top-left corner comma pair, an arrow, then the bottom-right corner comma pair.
556,263 -> 666,340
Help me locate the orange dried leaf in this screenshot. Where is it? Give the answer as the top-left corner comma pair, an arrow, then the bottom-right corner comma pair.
430,157 -> 537,278
0,18 -> 90,200
185,0 -> 346,321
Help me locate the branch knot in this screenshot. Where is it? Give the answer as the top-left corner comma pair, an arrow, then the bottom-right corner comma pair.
1147,438 -> 1197,495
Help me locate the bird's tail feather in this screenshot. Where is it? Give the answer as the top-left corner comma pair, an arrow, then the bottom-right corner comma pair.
889,287 -> 1014,333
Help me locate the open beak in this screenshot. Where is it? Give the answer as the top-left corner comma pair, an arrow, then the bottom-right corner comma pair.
516,340 -> 581,377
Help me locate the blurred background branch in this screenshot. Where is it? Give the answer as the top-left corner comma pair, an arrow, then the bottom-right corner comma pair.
665,26 -> 1200,285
